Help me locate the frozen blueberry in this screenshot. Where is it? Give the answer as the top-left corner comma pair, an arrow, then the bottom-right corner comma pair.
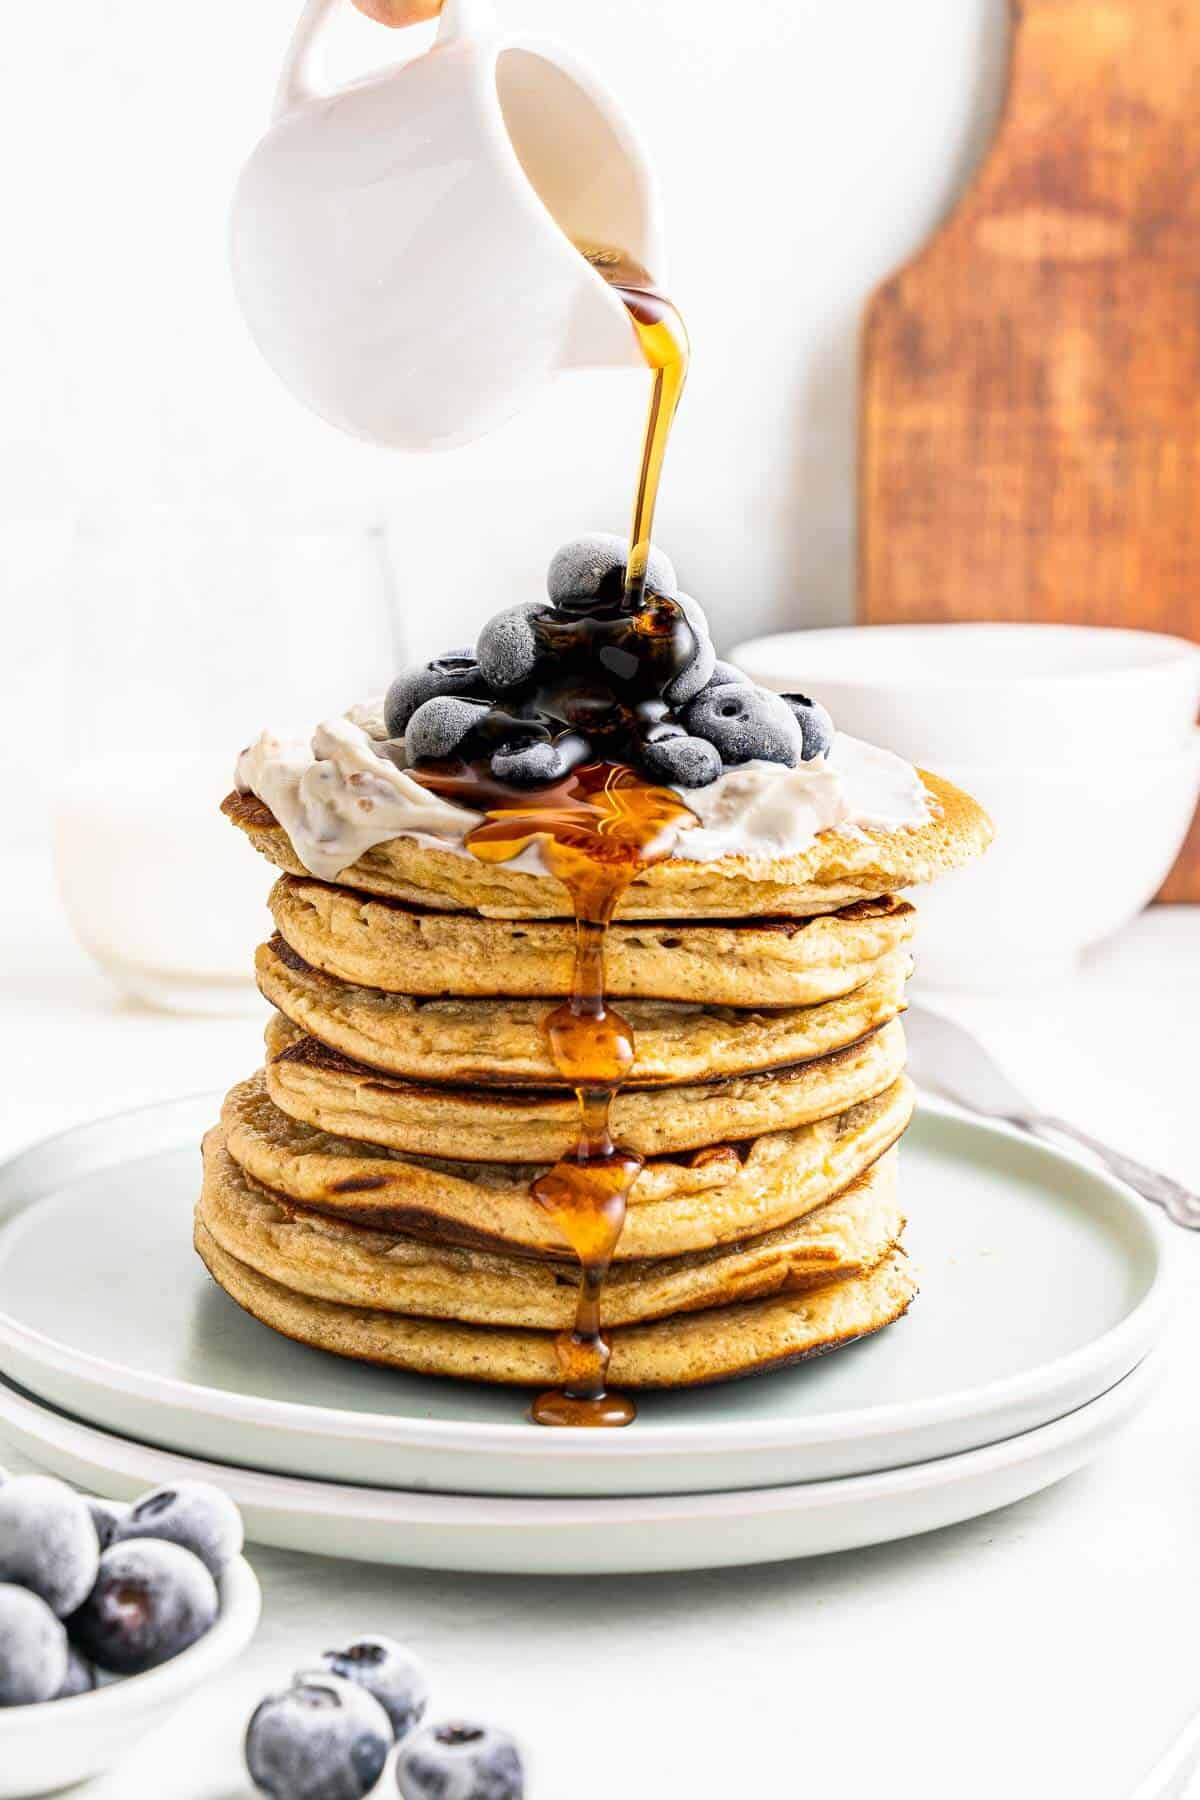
246,1671 -> 393,1800
684,680 -> 803,768
662,593 -> 716,707
697,658 -> 746,693
117,1481 -> 242,1579
87,1497 -> 128,1554
490,734 -> 588,787
641,733 -> 722,789
70,1540 -> 218,1676
384,651 -> 486,738
476,602 -> 551,691
55,1646 -> 97,1699
0,1476 -> 99,1618
397,1721 -> 525,1800
405,696 -> 491,763
0,1586 -> 68,1707
546,532 -> 676,606
321,1636 -> 429,1741
781,692 -> 835,762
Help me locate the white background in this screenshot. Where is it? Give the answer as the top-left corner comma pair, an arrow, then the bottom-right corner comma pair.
2,0 -> 1008,847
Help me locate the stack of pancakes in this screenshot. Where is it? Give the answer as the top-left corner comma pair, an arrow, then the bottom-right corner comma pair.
197,771 -> 990,1390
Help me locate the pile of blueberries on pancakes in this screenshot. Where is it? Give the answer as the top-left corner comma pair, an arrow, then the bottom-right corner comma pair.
385,534 -> 833,789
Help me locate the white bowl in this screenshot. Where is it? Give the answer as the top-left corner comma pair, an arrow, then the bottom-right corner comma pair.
729,623 -> 1200,766
905,735 -> 1200,990
0,1552 -> 261,1798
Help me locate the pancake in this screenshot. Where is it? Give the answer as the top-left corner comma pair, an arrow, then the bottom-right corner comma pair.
199,1129 -> 903,1329
195,1220 -> 918,1389
263,1011 -> 909,1161
221,1073 -> 915,1260
268,878 -> 918,1006
223,770 -> 991,920
255,934 -> 912,1088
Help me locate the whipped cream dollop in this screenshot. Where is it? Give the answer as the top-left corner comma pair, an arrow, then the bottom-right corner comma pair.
235,702 -> 930,881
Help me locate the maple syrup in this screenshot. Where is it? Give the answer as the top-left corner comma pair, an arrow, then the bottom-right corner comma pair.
576,242 -> 690,609
412,761 -> 693,1426
410,244 -> 693,1427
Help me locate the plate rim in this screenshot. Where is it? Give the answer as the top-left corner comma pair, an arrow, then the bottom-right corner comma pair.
0,1089 -> 1170,1462
0,1357 -> 1156,1523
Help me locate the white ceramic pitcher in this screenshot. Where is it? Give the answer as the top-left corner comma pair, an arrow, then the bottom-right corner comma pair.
230,0 -> 664,449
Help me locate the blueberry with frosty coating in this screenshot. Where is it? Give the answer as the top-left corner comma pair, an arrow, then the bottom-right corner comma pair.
642,732 -> 722,788
384,650 -> 485,738
781,692 -> 835,761
684,681 -> 804,767
662,593 -> 716,707
118,1481 -> 243,1579
55,1646 -> 97,1699
476,601 -> 551,691
546,531 -> 676,605
70,1540 -> 218,1676
695,658 -> 745,694
490,733 -> 589,787
87,1497 -> 128,1554
0,1475 -> 99,1618
405,696 -> 491,763
396,1720 -> 525,1800
321,1635 -> 429,1740
246,1671 -> 393,1800
0,1586 -> 68,1707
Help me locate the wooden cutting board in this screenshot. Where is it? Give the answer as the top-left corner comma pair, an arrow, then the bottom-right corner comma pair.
860,0 -> 1200,900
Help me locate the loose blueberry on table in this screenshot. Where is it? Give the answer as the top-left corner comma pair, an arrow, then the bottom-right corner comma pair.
383,533 -> 835,790
246,1671 -> 394,1800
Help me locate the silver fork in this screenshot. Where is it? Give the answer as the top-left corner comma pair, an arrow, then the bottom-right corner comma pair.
904,1003 -> 1200,1231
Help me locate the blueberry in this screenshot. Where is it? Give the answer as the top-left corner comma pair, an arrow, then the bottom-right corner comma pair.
490,735 -> 588,787
546,532 -> 676,606
397,1721 -> 524,1800
405,696 -> 491,763
117,1480 -> 243,1579
696,658 -> 746,694
87,1497 -> 129,1554
476,602 -> 551,691
662,594 -> 716,707
0,1476 -> 99,1618
641,733 -> 722,789
781,692 -> 835,761
0,1586 -> 68,1707
55,1646 -> 97,1699
70,1540 -> 218,1676
246,1671 -> 393,1800
683,680 -> 803,768
384,651 -> 486,738
321,1636 -> 429,1741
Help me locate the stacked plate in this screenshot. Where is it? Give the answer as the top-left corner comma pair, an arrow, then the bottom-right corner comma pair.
0,1092 -> 1166,1575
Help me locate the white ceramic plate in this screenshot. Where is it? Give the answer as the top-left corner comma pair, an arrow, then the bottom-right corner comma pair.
0,1094 -> 1166,1498
0,1552 -> 260,1799
0,1362 -> 1155,1575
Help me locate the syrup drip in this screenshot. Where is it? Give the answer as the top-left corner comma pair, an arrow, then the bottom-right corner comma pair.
413,761 -> 693,1426
576,242 -> 690,610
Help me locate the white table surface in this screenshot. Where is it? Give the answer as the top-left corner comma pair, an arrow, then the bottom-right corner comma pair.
2,848 -> 1199,1800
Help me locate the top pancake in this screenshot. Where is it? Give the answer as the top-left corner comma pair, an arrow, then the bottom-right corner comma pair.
222,770 -> 991,920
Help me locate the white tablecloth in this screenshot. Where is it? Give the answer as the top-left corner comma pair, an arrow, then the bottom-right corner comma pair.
3,850 -> 1199,1800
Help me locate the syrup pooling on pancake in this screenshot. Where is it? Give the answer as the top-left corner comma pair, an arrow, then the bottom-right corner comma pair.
411,760 -> 694,1426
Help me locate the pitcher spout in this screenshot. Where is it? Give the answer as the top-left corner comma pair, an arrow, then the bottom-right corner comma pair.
560,266 -> 654,372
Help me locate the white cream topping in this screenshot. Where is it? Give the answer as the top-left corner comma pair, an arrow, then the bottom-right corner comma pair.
235,707 -> 930,881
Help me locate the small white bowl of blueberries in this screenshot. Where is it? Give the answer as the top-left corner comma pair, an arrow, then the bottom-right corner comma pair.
1,1461 -> 526,1799
0,1466 -> 260,1798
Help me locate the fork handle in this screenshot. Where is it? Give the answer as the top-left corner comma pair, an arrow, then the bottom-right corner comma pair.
1014,1112 -> 1200,1229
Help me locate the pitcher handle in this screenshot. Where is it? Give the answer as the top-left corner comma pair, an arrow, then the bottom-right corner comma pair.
273,0 -> 496,119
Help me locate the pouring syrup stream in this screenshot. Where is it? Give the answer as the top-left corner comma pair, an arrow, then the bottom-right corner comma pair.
413,244 -> 691,1426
